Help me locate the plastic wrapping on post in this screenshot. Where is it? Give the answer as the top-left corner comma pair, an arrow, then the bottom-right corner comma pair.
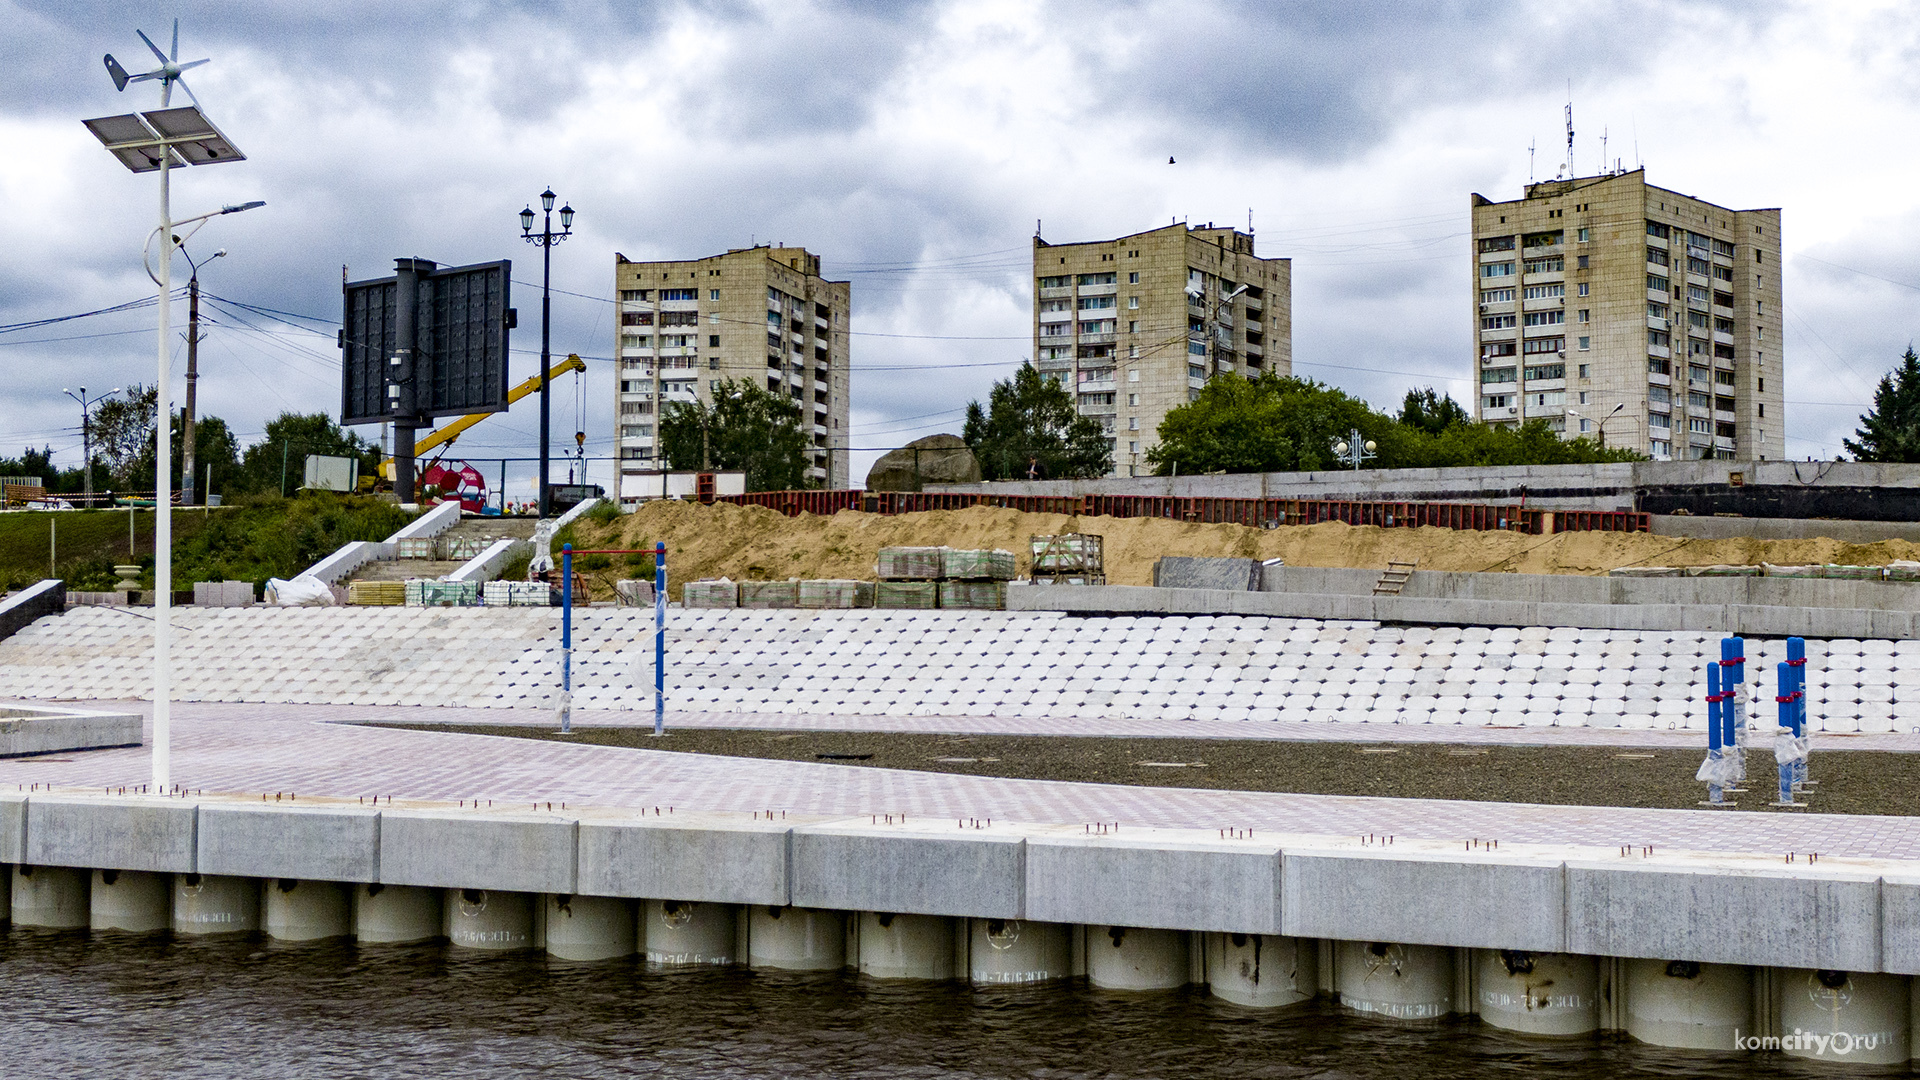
1774,732 -> 1808,765
1695,752 -> 1740,786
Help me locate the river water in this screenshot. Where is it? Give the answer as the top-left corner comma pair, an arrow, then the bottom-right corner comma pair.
0,930 -> 1849,1079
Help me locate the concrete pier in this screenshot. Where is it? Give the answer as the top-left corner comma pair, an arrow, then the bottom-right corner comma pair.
1207,933 -> 1316,1008
1624,959 -> 1751,1050
263,879 -> 351,942
173,874 -> 259,936
1779,969 -> 1910,1065
352,883 -> 441,944
90,869 -> 169,933
544,894 -> 635,962
444,888 -> 535,951
13,865 -> 87,929
854,912 -> 954,980
1474,950 -> 1599,1036
747,906 -> 844,971
643,899 -> 736,966
1086,926 -> 1189,991
967,918 -> 1071,985
1334,941 -> 1455,1022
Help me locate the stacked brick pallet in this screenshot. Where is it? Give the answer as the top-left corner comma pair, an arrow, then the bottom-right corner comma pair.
684,547 -> 1015,610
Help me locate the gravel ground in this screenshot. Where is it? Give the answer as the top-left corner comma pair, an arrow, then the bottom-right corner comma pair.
380,724 -> 1920,817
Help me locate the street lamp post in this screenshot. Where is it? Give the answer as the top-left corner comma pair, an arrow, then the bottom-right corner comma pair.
62,386 -> 122,506
520,189 -> 574,518
1330,428 -> 1377,471
178,243 -> 224,506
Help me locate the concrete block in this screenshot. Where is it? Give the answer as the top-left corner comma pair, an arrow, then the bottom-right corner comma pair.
790,819 -> 1026,919
1280,847 -> 1566,952
379,808 -> 576,893
1873,874 -> 1920,975
1153,557 -> 1259,591
0,706 -> 142,757
0,579 -> 64,643
197,802 -> 380,882
576,811 -> 798,906
1565,860 -> 1882,970
0,793 -> 23,864
26,796 -> 196,873
1026,829 -> 1281,934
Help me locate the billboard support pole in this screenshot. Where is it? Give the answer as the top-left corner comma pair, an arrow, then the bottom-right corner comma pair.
390,257 -> 433,502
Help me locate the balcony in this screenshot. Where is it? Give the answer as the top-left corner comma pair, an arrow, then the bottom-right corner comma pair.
1522,297 -> 1565,312
1039,308 -> 1072,323
1646,316 -> 1668,332
1078,281 -> 1118,296
1649,371 -> 1672,387
1648,344 -> 1671,359
1078,332 -> 1116,346
1077,378 -> 1116,394
659,299 -> 698,312
1078,403 -> 1117,417
1039,286 -> 1073,300
1713,330 -> 1734,346
1647,288 -> 1670,302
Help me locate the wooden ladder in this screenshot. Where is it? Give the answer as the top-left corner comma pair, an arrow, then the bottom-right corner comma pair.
1373,560 -> 1418,596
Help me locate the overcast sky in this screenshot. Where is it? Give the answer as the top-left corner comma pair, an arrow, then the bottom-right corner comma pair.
4,0 -> 1918,496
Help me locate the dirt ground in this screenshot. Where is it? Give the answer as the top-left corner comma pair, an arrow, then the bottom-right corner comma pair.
571,501 -> 1920,599
388,724 -> 1918,816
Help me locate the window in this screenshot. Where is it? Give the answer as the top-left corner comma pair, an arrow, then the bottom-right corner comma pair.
1039,323 -> 1070,337
1715,369 -> 1736,387
1648,330 -> 1670,348
1127,296 -> 1139,309
621,311 -> 654,327
1077,296 -> 1115,310
1523,256 -> 1563,274
1577,282 -> 1589,297
1482,262 -> 1515,278
1127,272 -> 1139,284
661,288 -> 696,301
1523,284 -> 1565,300
1578,228 -> 1590,243
1578,336 -> 1590,351
1646,221 -> 1671,240
1188,342 -> 1207,356
1128,417 -> 1138,430
1688,391 -> 1711,409
1688,285 -> 1710,304
1648,274 -> 1670,293
1578,309 -> 1589,323
1075,272 -> 1117,286
1649,412 -> 1671,429
1129,441 -> 1139,454
1039,298 -> 1071,313
1188,364 -> 1206,379
621,334 -> 652,349
1649,358 -> 1671,375
1689,364 -> 1710,385
1129,370 -> 1140,381
1522,337 -> 1564,354
1078,320 -> 1116,334
1483,341 -> 1518,357
1648,249 -> 1669,267
1715,342 -> 1736,360
1688,417 -> 1713,435
1759,403 -> 1766,417
1650,439 -> 1672,456
1128,321 -> 1138,333
709,335 -> 720,347
1648,302 -> 1669,320
1478,236 -> 1517,253
1481,288 -> 1515,303
1687,256 -> 1711,276
1522,311 -> 1564,327
1715,395 -> 1735,412
1483,393 -> 1514,408
1714,291 -> 1734,308
1714,317 -> 1734,333
619,289 -> 650,302
1687,230 -> 1710,249
1689,311 -> 1709,330
661,311 -> 699,327
1713,265 -> 1733,283
1038,275 -> 1071,289
1128,393 -> 1138,406
1712,238 -> 1735,257
1482,314 -> 1517,330
1576,255 -> 1589,269
1482,367 -> 1517,384
1578,364 -> 1590,378
1650,386 -> 1671,404
709,289 -> 720,301
1529,390 -> 1566,407
1522,230 -> 1563,248
1524,363 -> 1565,381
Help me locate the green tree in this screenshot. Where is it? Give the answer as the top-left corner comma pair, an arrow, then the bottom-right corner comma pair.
1845,347 -> 1920,462
169,413 -> 241,495
233,412 -> 380,496
1396,387 -> 1472,435
1149,373 -> 1381,474
658,378 -> 813,491
0,446 -> 86,494
961,363 -> 1111,480
86,384 -> 158,489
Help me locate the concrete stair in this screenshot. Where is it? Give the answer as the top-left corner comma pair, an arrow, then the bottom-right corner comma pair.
345,515 -> 541,585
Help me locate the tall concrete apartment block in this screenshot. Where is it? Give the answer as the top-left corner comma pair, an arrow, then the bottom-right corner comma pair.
1470,170 -> 1783,461
1033,223 -> 1291,476
611,246 -> 850,496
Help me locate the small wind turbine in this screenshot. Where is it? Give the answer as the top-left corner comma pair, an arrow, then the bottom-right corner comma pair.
104,19 -> 208,107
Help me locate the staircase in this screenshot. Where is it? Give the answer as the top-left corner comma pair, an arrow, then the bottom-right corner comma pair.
344,516 -> 538,584
1372,560 -> 1419,596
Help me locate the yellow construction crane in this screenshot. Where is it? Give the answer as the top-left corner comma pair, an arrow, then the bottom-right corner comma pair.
379,353 -> 589,480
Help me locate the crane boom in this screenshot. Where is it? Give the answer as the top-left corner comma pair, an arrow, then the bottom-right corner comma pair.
379,353 -> 588,480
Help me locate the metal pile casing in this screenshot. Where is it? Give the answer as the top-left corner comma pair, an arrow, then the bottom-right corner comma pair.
937,580 -> 1006,610
347,581 -> 406,606
798,579 -> 874,608
942,548 -> 1016,580
876,546 -> 947,580
684,580 -> 739,608
738,581 -> 800,609
405,579 -> 479,607
875,581 -> 938,609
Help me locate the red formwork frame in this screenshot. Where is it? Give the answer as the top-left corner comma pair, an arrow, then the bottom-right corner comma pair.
713,490 -> 1652,536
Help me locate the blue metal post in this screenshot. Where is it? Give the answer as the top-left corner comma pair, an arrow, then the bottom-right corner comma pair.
1787,636 -> 1808,790
1775,661 -> 1795,805
1704,661 -> 1724,805
1722,637 -> 1745,787
654,540 -> 666,736
560,543 -> 572,733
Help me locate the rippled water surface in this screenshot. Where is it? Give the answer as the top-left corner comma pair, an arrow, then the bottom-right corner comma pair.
0,931 -> 1855,1079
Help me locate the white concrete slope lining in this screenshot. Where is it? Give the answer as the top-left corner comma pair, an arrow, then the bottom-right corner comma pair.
2,608 -> 1918,733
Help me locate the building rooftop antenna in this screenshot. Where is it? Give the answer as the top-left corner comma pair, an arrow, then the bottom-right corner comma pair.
1563,96 -> 1575,179
1601,126 -> 1609,175
1528,138 -> 1536,183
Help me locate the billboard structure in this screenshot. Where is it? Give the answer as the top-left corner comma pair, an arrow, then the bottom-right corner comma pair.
341,258 -> 514,498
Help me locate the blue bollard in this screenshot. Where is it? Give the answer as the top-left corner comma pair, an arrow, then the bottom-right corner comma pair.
560,543 -> 572,733
1701,661 -> 1725,805
1721,638 -> 1746,787
654,540 -> 667,736
1787,636 -> 1809,790
1775,661 -> 1796,805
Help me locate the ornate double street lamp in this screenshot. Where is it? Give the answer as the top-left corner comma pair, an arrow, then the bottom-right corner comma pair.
61,386 -> 121,506
521,189 -> 574,518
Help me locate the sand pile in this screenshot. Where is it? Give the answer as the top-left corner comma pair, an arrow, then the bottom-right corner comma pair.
571,502 -> 1920,599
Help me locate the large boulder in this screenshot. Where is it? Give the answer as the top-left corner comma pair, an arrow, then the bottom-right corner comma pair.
864,434 -> 982,492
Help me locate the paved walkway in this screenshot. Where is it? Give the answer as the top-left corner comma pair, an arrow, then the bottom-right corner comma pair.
5,700 -> 1917,863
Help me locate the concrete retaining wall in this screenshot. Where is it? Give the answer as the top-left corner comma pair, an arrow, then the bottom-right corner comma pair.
0,580 -> 64,643
0,706 -> 142,758
3,793 -> 1917,973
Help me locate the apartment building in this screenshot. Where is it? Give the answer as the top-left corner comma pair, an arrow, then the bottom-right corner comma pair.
1032,223 -> 1292,476
1469,170 -> 1783,460
611,245 -> 850,498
